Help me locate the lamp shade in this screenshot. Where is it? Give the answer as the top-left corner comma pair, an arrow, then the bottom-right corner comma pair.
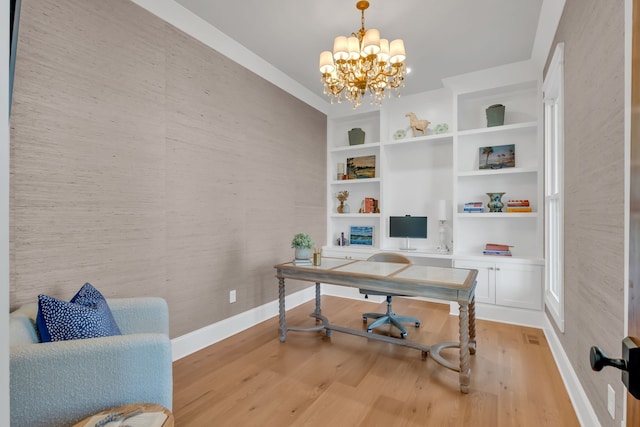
437,200 -> 449,221
389,39 -> 406,64
348,36 -> 360,60
333,36 -> 349,61
377,39 -> 390,63
319,51 -> 335,74
362,29 -> 381,55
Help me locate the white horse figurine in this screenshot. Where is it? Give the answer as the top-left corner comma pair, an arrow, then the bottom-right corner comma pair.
405,112 -> 430,137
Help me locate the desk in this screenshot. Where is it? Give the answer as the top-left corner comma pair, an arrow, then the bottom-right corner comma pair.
274,257 -> 478,393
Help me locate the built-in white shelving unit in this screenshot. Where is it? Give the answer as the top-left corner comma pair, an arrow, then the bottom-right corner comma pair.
323,62 -> 544,319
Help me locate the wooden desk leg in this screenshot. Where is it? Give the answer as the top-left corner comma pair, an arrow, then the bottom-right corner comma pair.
278,277 -> 287,342
458,303 -> 471,393
314,282 -> 322,319
469,297 -> 477,355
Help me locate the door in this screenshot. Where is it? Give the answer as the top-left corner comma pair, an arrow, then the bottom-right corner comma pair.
628,0 -> 640,422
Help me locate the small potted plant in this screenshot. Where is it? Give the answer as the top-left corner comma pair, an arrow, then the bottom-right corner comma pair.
291,232 -> 314,260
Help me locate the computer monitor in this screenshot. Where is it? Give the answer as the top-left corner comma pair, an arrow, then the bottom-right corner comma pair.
389,215 -> 428,250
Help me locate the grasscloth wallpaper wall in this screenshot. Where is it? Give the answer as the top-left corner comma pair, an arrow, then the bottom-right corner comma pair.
9,0 -> 326,337
546,0 -> 625,424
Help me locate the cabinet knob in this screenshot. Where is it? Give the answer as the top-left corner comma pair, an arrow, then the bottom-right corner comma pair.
488,267 -> 494,270
496,267 -> 501,271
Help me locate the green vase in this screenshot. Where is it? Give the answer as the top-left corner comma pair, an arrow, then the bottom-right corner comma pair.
348,128 -> 365,145
486,104 -> 505,127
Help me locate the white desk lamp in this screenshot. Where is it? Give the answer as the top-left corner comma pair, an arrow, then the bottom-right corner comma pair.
437,200 -> 450,254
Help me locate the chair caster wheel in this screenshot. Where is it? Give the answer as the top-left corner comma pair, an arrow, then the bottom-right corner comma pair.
401,332 -> 407,339
366,329 -> 373,334
415,322 -> 421,328
325,330 -> 331,337
362,317 -> 368,322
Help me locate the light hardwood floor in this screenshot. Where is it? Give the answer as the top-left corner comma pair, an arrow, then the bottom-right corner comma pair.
173,296 -> 579,426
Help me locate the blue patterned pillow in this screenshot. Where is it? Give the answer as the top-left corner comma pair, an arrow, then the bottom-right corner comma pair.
36,283 -> 122,342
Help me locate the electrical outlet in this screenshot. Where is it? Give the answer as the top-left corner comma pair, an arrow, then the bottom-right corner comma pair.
229,290 -> 236,304
608,384 -> 615,419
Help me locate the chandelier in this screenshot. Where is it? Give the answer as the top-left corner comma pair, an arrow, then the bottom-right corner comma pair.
318,1 -> 406,109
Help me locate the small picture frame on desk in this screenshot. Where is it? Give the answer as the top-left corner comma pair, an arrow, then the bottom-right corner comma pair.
350,226 -> 374,246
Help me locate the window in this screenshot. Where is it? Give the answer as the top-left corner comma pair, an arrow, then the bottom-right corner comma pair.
543,43 -> 565,331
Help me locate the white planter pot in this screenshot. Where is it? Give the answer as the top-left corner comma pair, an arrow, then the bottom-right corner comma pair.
294,248 -> 312,260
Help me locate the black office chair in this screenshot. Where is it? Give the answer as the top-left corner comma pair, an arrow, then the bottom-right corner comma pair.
360,253 -> 420,338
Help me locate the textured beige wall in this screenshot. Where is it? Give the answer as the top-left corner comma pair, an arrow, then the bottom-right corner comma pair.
9,0 -> 326,337
546,0 -> 626,424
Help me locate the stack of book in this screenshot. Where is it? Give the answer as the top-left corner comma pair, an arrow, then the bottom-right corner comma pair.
293,258 -> 313,266
482,243 -> 513,256
463,202 -> 484,213
506,199 -> 532,213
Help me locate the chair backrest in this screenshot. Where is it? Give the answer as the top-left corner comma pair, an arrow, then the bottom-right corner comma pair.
367,253 -> 412,264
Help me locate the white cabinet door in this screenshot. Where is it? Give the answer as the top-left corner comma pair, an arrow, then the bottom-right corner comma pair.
454,260 -> 495,304
495,262 -> 543,310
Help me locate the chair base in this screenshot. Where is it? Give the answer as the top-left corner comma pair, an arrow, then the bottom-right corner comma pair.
362,296 -> 420,339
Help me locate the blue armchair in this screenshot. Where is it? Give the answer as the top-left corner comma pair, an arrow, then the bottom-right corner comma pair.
10,297 -> 173,427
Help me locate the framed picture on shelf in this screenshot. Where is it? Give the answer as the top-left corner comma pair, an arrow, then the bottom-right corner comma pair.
347,155 -> 376,179
350,226 -> 374,246
479,144 -> 515,170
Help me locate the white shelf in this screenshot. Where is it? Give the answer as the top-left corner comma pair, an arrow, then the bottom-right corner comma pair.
383,133 -> 453,147
330,178 -> 381,185
456,212 -> 538,218
329,142 -> 381,153
329,213 -> 381,218
454,253 -> 544,265
456,167 -> 537,177
457,121 -> 537,137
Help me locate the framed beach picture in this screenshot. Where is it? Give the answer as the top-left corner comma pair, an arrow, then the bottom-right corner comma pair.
350,226 -> 374,246
479,144 -> 515,170
347,155 -> 376,179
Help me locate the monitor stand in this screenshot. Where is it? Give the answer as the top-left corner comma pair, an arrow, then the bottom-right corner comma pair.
399,238 -> 417,251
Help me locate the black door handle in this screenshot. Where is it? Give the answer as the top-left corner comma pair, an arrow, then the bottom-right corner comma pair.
590,346 -> 628,371
590,337 -> 640,400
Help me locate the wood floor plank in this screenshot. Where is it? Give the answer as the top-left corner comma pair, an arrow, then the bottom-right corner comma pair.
172,296 -> 579,426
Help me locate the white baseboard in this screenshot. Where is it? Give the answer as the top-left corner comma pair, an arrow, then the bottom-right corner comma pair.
542,317 -> 600,426
171,286 -> 316,361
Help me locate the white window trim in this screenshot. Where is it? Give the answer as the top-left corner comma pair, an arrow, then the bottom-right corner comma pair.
543,42 -> 565,332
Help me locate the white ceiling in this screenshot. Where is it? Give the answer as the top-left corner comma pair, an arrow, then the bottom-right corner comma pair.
172,0 -> 544,102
